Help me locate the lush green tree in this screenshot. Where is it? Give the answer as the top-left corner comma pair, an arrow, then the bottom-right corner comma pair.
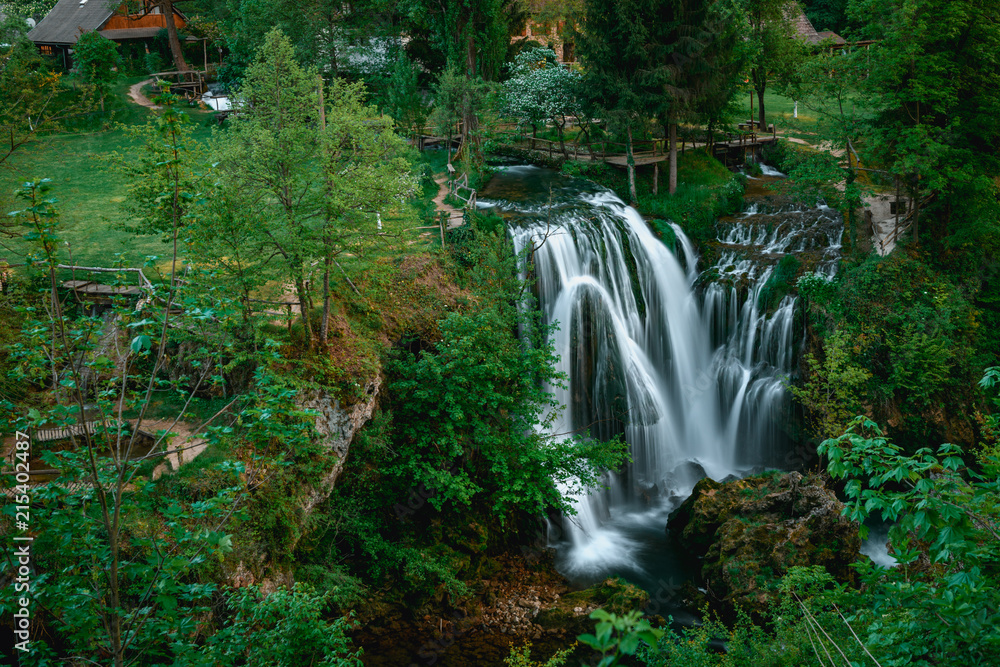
847,0 -> 1000,247
788,328 -> 872,439
576,0 -> 669,204
0,0 -> 56,19
380,51 -> 428,136
111,85 -> 209,239
400,0 -> 526,80
650,0 -> 749,194
803,0 -> 850,33
315,76 -> 414,343
216,29 -> 414,347
737,0 -> 804,129
0,18 -> 95,170
387,306 -> 624,521
73,31 -> 121,110
501,47 -> 582,157
429,67 -> 493,168
384,234 -> 627,525
686,0 -> 752,159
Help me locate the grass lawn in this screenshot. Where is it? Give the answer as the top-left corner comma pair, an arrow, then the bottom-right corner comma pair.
1,76 -> 221,272
736,89 -> 871,144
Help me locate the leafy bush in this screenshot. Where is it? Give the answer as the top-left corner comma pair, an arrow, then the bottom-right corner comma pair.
192,584 -> 362,666
805,253 -> 979,445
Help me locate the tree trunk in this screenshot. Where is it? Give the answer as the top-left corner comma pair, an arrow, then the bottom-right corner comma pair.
653,162 -> 658,195
557,117 -> 567,158
757,87 -> 766,130
319,77 -> 330,346
669,122 -> 678,195
321,254 -> 330,345
844,146 -> 855,253
159,0 -> 189,72
626,124 -> 637,206
294,273 -> 313,347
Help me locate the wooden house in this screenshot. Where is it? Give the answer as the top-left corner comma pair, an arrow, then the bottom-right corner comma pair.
27,0 -> 189,69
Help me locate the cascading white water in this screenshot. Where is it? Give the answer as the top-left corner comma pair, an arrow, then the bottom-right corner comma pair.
481,165 -> 842,581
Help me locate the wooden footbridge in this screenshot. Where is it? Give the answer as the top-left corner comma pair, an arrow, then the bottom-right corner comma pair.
410,118 -> 778,169
493,122 -> 778,169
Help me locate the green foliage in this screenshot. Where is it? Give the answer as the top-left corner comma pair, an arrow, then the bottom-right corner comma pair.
849,0 -> 1000,247
429,67 -> 493,167
737,0 -> 805,127
386,301 -> 625,521
214,28 -> 415,346
790,325 -> 872,440
189,583 -> 362,666
0,22 -> 97,168
381,51 -> 428,133
578,609 -> 664,667
803,0 -> 850,32
505,642 -> 573,667
757,253 -> 800,312
818,417 -> 1000,665
978,368 -> 1000,467
111,86 -> 208,239
501,47 -> 581,153
399,0 -> 526,79
804,253 -> 979,444
638,610 -> 785,667
145,49 -> 167,75
0,0 -> 56,19
73,31 -> 121,100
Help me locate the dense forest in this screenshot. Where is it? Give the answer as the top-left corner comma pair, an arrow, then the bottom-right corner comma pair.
1,0 -> 998,665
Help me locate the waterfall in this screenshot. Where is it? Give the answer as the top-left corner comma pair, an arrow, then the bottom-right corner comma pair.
481,166 -> 842,581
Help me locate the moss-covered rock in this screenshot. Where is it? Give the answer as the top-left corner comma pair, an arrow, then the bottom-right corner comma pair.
534,577 -> 649,636
666,471 -> 860,615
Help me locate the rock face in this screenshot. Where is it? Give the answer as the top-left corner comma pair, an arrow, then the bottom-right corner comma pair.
298,376 -> 382,517
666,471 -> 860,614
225,377 -> 382,590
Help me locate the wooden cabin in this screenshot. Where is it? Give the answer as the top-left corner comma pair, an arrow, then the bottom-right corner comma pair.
27,0 -> 190,69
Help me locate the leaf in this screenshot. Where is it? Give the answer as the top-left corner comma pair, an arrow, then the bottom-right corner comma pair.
130,335 -> 152,353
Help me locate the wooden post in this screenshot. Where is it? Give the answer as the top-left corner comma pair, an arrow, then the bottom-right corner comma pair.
287,303 -> 292,333
439,211 -> 446,247
653,162 -> 659,195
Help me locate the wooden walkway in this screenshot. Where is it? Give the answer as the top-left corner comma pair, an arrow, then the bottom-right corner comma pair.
495,130 -> 778,168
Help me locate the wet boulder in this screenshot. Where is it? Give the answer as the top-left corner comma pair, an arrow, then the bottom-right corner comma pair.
666,471 -> 860,615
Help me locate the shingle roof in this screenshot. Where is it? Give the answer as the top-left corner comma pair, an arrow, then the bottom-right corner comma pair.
816,30 -> 847,47
27,0 -> 114,46
786,3 -> 822,44
99,27 -> 159,40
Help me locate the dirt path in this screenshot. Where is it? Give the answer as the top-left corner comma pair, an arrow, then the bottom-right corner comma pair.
128,78 -> 160,109
434,175 -> 468,229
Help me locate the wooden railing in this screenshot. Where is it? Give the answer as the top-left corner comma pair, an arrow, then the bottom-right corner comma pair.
879,193 -> 935,252
450,172 -> 477,209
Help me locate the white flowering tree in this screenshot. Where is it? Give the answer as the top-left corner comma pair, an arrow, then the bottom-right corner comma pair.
501,47 -> 581,157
